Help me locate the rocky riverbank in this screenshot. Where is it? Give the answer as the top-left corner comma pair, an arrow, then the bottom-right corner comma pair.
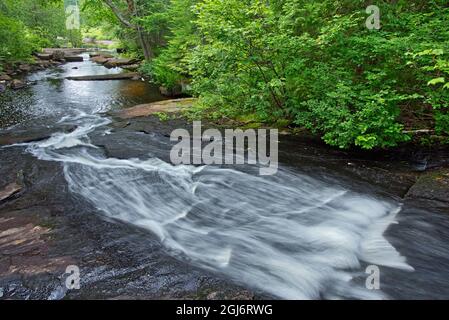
0,48 -> 88,93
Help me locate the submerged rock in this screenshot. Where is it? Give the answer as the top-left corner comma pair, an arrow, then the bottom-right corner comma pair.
64,56 -> 84,62
66,73 -> 140,81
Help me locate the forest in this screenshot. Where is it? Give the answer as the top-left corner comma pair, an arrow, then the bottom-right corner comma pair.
1,0 -> 448,149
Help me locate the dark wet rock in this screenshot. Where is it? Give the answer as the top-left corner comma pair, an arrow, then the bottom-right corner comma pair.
35,53 -> 53,61
405,169 -> 449,210
159,85 -> 183,97
64,56 -> 84,62
18,64 -> 31,72
0,133 -> 50,145
0,83 -> 6,94
72,67 -> 79,70
0,146 -> 251,300
11,79 -> 26,90
52,60 -> 63,66
0,73 -> 12,81
66,73 -> 140,81
52,50 -> 65,61
111,120 -> 131,129
0,125 -> 76,146
159,86 -> 170,96
205,289 -> 254,300
36,60 -> 52,69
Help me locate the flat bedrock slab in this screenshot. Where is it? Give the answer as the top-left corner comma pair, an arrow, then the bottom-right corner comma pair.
66,73 -> 140,81
114,98 -> 197,119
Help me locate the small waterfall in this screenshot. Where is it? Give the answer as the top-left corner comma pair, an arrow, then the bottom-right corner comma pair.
24,109 -> 414,299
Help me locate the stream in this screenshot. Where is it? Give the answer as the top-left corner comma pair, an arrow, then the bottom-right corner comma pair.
1,54 -> 449,300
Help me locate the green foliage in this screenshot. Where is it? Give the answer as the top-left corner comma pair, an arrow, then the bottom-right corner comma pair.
409,46 -> 449,135
3,0 -> 449,150
144,0 -> 198,87
0,12 -> 35,63
153,111 -> 170,122
149,0 -> 448,149
0,0 -> 79,64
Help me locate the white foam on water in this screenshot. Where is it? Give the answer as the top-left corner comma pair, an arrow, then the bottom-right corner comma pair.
24,113 -> 414,299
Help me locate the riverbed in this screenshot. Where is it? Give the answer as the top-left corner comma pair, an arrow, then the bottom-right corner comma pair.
1,54 -> 449,300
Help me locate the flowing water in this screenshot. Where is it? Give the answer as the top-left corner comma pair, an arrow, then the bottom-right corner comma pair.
1,55 -> 449,299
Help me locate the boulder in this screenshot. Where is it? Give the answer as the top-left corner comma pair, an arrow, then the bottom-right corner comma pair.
52,50 -> 65,61
159,86 -> 171,96
89,52 -> 113,59
11,79 -> 26,90
19,64 -> 32,72
0,73 -> 12,81
64,56 -> 84,62
91,56 -> 111,64
35,53 -> 53,60
159,84 -> 183,97
104,58 -> 137,68
405,169 -> 449,207
122,64 -> 140,71
37,60 -> 51,68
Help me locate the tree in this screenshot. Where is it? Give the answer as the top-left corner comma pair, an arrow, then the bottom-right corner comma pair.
97,0 -> 169,60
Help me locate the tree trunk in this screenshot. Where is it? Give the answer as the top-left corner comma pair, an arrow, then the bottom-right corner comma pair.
103,0 -> 153,60
136,27 -> 153,60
